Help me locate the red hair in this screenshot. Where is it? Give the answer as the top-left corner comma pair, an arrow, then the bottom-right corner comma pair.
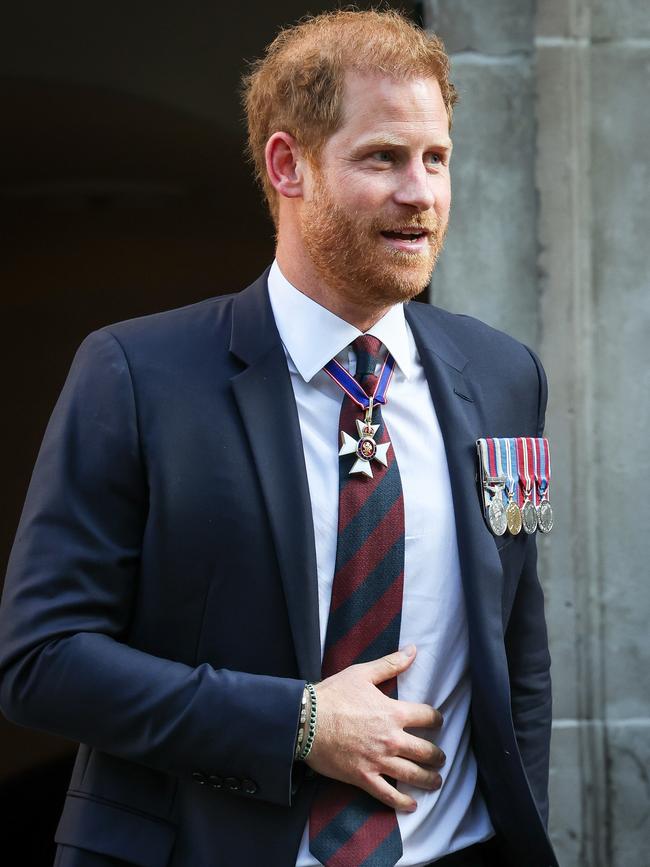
242,9 -> 458,225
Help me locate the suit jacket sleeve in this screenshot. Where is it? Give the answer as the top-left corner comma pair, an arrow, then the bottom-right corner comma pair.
504,345 -> 552,825
0,329 -> 304,807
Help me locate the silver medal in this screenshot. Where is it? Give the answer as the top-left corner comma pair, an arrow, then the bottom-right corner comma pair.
488,495 -> 507,536
521,499 -> 538,534
339,417 -> 390,478
537,499 -> 554,533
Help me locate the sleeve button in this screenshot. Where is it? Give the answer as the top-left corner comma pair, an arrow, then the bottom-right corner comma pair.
224,776 -> 240,791
192,771 -> 207,785
242,778 -> 258,794
208,775 -> 223,789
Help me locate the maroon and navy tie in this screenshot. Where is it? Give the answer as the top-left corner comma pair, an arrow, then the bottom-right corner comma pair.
309,335 -> 405,867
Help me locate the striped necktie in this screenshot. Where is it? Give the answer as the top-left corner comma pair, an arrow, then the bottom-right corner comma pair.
309,334 -> 405,867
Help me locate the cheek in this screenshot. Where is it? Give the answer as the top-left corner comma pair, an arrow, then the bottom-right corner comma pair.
336,171 -> 394,210
435,180 -> 452,215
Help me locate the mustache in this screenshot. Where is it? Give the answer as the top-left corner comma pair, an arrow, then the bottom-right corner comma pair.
371,214 -> 443,234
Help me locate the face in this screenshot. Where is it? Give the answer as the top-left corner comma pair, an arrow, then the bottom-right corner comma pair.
299,71 -> 452,308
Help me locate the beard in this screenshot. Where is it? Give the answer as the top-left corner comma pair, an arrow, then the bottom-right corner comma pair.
299,173 -> 448,310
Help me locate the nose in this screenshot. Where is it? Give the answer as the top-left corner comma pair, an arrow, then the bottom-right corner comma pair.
392,160 -> 436,212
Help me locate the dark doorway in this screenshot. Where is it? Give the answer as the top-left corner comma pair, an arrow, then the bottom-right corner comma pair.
1,3 -> 419,863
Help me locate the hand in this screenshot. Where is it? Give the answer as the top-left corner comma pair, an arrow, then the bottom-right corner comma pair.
305,645 -> 444,811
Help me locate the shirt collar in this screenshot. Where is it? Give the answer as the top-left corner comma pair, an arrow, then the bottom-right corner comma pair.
267,259 -> 413,383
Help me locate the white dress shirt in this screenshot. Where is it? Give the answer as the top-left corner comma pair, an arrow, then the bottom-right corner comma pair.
267,261 -> 494,866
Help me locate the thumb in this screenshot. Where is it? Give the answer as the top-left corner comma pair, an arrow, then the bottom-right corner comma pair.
365,645 -> 417,685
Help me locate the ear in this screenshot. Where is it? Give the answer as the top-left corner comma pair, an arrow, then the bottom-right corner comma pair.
265,132 -> 307,200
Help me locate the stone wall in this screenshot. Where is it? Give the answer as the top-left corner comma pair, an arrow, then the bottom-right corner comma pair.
424,1 -> 650,865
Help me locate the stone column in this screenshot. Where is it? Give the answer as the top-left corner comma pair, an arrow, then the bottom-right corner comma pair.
424,0 -> 539,347
535,2 -> 607,863
536,2 -> 650,865
424,1 -> 650,865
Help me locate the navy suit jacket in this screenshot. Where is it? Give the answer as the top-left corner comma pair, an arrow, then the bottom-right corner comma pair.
0,271 -> 558,867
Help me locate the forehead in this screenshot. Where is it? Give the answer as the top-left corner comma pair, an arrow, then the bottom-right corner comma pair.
331,70 -> 451,148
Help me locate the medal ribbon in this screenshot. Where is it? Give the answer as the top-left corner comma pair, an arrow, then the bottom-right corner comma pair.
487,438 -> 499,486
487,438 -> 497,479
516,437 -> 533,503
503,439 -> 518,505
323,351 -> 397,410
528,437 -> 539,507
479,438 -> 507,507
479,439 -> 491,509
535,437 -> 551,500
507,439 -> 521,506
494,439 -> 506,507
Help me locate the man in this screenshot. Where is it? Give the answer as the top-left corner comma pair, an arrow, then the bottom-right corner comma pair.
0,10 -> 558,867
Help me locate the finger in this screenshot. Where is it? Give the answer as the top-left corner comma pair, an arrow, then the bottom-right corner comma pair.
396,732 -> 446,768
367,773 -> 417,812
395,700 -> 443,729
384,756 -> 443,792
363,646 -> 417,686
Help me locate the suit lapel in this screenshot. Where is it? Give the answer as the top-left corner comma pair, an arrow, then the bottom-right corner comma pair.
405,305 -> 511,706
229,273 -> 321,682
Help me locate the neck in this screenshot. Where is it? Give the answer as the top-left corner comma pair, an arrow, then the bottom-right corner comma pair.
275,244 -> 392,332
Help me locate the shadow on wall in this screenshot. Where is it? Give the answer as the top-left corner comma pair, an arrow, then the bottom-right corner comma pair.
0,75 -> 275,850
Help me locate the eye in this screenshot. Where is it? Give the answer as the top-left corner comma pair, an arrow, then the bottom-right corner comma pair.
372,151 -> 394,163
425,152 -> 443,166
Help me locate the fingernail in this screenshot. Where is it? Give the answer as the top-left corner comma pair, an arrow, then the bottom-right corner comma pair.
402,644 -> 416,658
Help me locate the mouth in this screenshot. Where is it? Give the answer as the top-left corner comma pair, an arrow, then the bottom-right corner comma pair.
379,226 -> 431,252
381,227 -> 429,241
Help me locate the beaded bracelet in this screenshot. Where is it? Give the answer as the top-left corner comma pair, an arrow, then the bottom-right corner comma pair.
294,687 -> 308,758
295,682 -> 317,761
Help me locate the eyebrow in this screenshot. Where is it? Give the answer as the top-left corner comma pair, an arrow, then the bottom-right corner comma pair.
353,135 -> 453,153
